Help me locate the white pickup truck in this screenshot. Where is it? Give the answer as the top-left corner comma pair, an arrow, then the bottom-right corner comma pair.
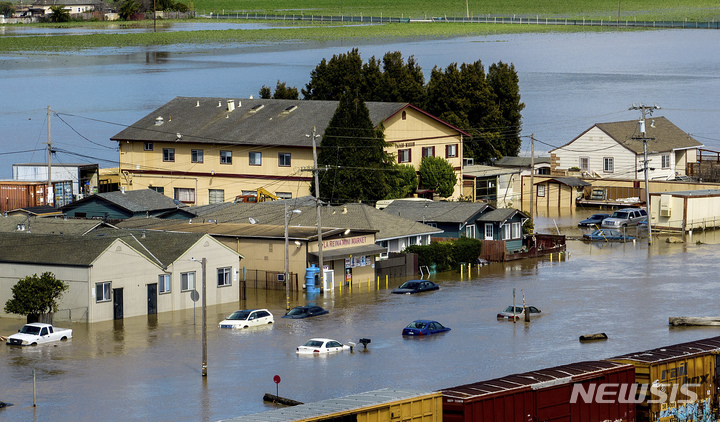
6,322 -> 73,346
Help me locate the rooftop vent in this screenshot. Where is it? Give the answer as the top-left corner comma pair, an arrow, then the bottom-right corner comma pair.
155,116 -> 164,126
249,104 -> 265,114
227,100 -> 235,112
282,105 -> 298,115
217,101 -> 222,107
196,101 -> 200,107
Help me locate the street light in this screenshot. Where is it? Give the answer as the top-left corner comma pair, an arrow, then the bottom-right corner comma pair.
191,257 -> 207,377
284,202 -> 301,311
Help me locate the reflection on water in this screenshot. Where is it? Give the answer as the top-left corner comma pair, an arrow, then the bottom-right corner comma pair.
2,237 -> 720,421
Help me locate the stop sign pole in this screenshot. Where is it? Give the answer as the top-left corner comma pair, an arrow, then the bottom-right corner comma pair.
274,375 -> 281,397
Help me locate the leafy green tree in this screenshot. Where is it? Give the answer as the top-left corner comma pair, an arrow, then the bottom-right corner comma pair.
488,61 -> 525,157
48,5 -> 71,22
4,272 -> 69,322
315,91 -> 394,203
157,0 -> 174,10
452,236 -> 483,265
406,237 -> 481,272
119,0 -> 141,20
387,164 -> 418,199
174,2 -> 188,12
0,1 -> 16,17
302,48 -> 363,101
260,81 -> 298,99
419,156 -> 457,198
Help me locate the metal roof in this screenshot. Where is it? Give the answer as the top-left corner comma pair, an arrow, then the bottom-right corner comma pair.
534,177 -> 591,187
440,361 -> 633,402
220,388 -> 437,422
382,201 -> 492,224
650,189 -> 720,197
609,336 -> 720,364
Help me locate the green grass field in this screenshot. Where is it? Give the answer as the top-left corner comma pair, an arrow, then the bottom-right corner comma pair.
0,0 -> 717,52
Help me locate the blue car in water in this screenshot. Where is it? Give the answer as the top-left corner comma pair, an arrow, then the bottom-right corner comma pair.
402,320 -> 451,336
582,229 -> 636,242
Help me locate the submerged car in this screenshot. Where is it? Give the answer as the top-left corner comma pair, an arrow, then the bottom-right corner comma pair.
401,320 -> 451,336
578,213 -> 611,227
497,306 -> 542,320
219,309 -> 274,329
296,338 -> 351,354
282,305 -> 329,319
582,229 -> 636,242
392,280 -> 439,294
601,208 -> 648,228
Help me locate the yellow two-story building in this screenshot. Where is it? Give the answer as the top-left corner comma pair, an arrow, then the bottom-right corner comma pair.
111,97 -> 467,204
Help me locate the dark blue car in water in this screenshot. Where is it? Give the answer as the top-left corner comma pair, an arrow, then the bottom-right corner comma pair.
402,320 -> 451,336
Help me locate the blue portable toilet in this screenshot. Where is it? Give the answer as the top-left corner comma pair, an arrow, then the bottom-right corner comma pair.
305,265 -> 320,292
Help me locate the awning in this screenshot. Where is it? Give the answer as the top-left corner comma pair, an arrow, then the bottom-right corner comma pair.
308,244 -> 387,261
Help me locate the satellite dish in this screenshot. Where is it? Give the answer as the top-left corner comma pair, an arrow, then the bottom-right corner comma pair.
248,217 -> 257,224
173,199 -> 181,208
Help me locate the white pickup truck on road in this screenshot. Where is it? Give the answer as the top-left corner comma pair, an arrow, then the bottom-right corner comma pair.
6,322 -> 73,346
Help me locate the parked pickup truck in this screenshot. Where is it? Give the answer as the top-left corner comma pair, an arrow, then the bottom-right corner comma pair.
6,323 -> 72,346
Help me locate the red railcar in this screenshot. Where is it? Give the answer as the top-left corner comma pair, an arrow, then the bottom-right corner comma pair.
441,360 -> 636,422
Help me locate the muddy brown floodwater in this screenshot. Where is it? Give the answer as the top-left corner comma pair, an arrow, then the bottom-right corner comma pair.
2,213 -> 720,421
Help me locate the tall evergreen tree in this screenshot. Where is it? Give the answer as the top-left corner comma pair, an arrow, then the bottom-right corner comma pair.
488,61 -> 525,157
302,49 -> 363,101
315,91 -> 393,203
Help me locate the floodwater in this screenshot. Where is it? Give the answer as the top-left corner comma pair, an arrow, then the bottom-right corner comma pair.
2,215 -> 720,421
0,29 -> 718,174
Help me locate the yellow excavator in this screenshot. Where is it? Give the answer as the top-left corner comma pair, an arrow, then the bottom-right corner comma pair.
234,187 -> 279,203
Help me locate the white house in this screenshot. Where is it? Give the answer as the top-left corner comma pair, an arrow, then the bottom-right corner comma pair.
550,117 -> 702,181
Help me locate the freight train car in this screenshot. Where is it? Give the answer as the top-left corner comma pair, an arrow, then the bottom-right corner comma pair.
440,360 -> 636,422
608,335 -> 720,422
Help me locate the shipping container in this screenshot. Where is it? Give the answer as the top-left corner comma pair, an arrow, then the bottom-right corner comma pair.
608,335 -> 720,421
0,181 -> 47,213
440,360 -> 636,422
221,388 -> 443,422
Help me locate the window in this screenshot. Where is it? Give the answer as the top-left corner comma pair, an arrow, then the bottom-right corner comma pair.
191,149 -> 204,163
500,224 -> 511,240
662,154 -> 671,169
446,144 -> 458,158
220,150 -> 232,164
181,272 -> 196,291
96,282 -> 111,302
475,179 -> 497,201
158,274 -> 170,293
603,157 -> 614,173
209,189 -> 224,204
579,157 -> 589,171
422,146 -> 435,158
278,153 -> 291,167
149,186 -> 164,194
401,111 -> 407,120
217,267 -> 232,287
249,152 -> 262,166
537,184 -> 546,197
163,148 -> 175,162
511,222 -> 522,239
174,188 -> 195,203
144,142 -> 153,151
398,149 -> 411,163
465,224 -> 476,238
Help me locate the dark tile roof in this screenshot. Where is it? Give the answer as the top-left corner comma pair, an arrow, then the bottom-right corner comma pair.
476,208 -> 529,224
111,97 -> 411,147
0,214 -> 113,235
119,222 -> 345,241
88,228 -> 209,267
382,201 -> 493,224
197,201 -> 442,241
65,189 -> 186,213
6,205 -> 62,216
536,177 -> 591,187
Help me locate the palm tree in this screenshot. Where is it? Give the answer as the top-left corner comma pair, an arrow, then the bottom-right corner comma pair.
48,5 -> 71,22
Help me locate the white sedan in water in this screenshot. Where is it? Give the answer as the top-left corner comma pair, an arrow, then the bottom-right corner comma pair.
296,338 -> 352,355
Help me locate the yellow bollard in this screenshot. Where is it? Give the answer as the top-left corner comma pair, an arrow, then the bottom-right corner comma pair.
377,276 -> 380,290
469,263 -> 472,278
550,253 -> 553,263
385,275 -> 388,289
368,278 -> 371,292
460,264 -> 464,278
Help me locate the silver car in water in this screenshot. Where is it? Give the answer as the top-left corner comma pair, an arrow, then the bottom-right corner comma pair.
601,208 -> 647,228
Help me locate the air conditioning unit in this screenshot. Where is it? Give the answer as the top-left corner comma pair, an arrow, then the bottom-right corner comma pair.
659,194 -> 672,217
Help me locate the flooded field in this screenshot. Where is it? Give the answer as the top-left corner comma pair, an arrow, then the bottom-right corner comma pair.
2,221 -> 720,421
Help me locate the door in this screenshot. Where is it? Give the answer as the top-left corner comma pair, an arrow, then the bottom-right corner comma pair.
113,288 -> 124,320
484,223 -> 494,240
147,283 -> 157,315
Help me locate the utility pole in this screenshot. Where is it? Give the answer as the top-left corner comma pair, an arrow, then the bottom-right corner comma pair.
629,103 -> 660,246
46,105 -> 53,207
201,257 -> 207,376
529,134 -> 535,226
311,126 -> 324,291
